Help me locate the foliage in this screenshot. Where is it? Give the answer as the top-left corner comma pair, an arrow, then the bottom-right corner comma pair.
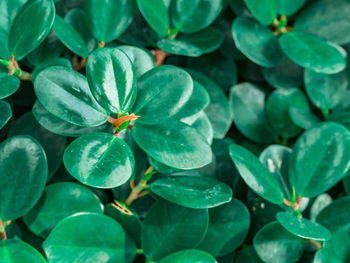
0,0 -> 350,262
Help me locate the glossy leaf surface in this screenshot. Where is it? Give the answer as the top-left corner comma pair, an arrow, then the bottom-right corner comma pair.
158,249 -> 216,263
0,136 -> 47,220
0,100 -> 12,130
243,0 -> 277,25
34,66 -> 108,127
87,48 -> 137,113
63,132 -> 135,188
8,0 -> 55,60
150,176 -> 232,209
43,213 -> 136,263
277,0 -> 306,16
0,68 -> 20,99
229,144 -> 285,204
0,239 -> 47,263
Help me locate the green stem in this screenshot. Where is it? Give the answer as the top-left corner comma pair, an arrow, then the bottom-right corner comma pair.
0,219 -> 7,241
281,137 -> 288,146
0,59 -> 11,67
168,27 -> 179,40
136,248 -> 144,255
308,239 -> 322,250
124,166 -> 155,206
321,109 -> 330,119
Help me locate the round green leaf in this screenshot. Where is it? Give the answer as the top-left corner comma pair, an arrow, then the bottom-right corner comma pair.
117,45 -> 155,78
8,112 -> 66,177
43,213 -> 136,263
295,0 -> 350,45
0,136 -> 48,220
31,57 -> 72,82
158,249 -> 216,263
32,100 -> 107,137
137,0 -> 170,36
0,239 -> 47,263
229,82 -> 276,144
53,15 -> 89,58
170,0 -> 223,33
187,69 -> 231,139
289,122 -> 350,198
261,56 -> 304,89
266,88 -> 310,138
323,231 -> 350,262
8,0 -> 55,60
304,69 -> 348,110
0,100 -> 12,130
141,199 -> 209,261
259,145 -> 293,199
23,182 -> 103,238
232,16 -> 283,68
86,48 -> 137,114
173,81 -> 210,120
310,194 -> 332,222
316,196 -> 350,233
313,247 -> 342,263
276,212 -> 331,241
34,66 -> 108,127
243,0 -> 277,25
84,0 -> 137,42
197,199 -> 250,257
182,111 -> 213,145
133,120 -> 211,169
150,176 -> 232,209
0,69 -> 20,99
132,65 -> 193,124
63,132 -> 135,188
236,246 -> 263,263
229,144 -> 285,204
327,111 -> 350,130
277,0 -> 305,16
279,31 -> 347,74
288,107 -> 320,130
187,52 -> 238,91
253,221 -> 304,263
157,27 -> 224,57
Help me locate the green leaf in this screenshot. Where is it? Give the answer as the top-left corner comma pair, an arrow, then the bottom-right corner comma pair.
141,199 -> 209,261
229,144 -> 285,204
150,176 -> 232,209
34,66 -> 108,127
276,212 -> 331,241
233,16 -> 282,68
117,45 -> 155,79
0,68 -> 20,99
289,107 -> 320,130
304,69 -> 348,110
23,182 -> 103,238
313,247 -> 342,263
243,0 -> 277,25
197,199 -> 250,257
295,0 -> 350,45
132,65 -> 193,124
289,122 -> 350,198
53,15 -> 89,58
279,31 -> 347,74
316,196 -> 350,233
310,194 -> 333,222
327,111 -> 350,130
8,0 -> 55,60
63,132 -> 135,188
137,0 -> 169,36
0,100 -> 12,130
84,0 -> 137,42
0,0 -> 27,59
277,0 -> 305,16
186,69 -> 231,139
0,136 -> 48,220
86,48 -> 137,114
186,52 -> 238,91
261,56 -> 304,89
43,213 -> 136,263
0,239 -> 47,263
158,249 -> 216,263
32,100 -> 108,137
253,221 -> 304,263
31,57 -> 72,82
157,27 -> 224,57
323,231 -> 350,262
182,111 -> 213,145
266,88 -> 309,138
132,120 -> 212,169
259,145 -> 293,199
170,0 -> 223,33
173,81 -> 210,120
229,82 -> 276,143
236,246 -> 263,263
8,112 -> 66,177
